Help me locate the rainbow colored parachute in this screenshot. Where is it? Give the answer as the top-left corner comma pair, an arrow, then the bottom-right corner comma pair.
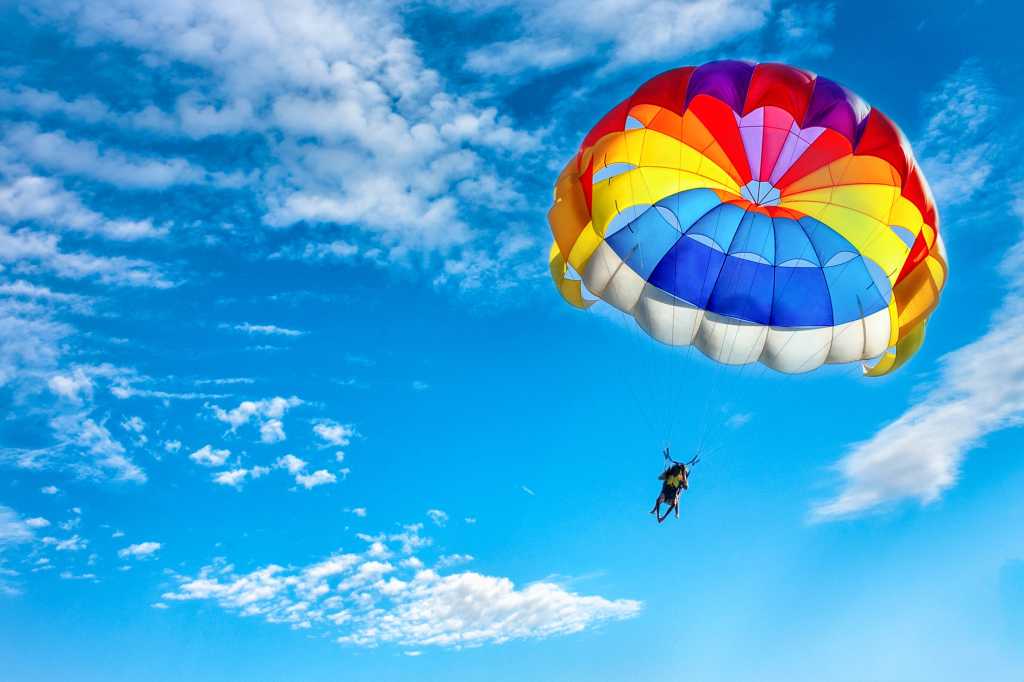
549,61 -> 946,376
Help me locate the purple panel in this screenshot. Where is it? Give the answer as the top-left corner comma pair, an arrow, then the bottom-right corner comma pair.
803,77 -> 857,141
685,60 -> 756,113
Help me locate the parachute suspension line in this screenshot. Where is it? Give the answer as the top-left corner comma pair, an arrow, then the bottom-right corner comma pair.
696,196 -> 787,458
621,131 -> 676,446
595,231 -> 660,441
692,199 -> 759,461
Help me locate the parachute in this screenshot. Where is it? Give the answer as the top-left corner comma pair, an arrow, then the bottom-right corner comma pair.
549,61 -> 946,376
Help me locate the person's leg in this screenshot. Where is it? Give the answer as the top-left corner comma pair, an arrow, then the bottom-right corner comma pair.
650,492 -> 665,515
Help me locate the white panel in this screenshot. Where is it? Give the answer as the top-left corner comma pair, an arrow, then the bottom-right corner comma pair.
861,308 -> 891,359
827,318 -> 866,364
602,261 -> 646,313
581,241 -> 621,297
633,284 -> 702,347
697,312 -> 767,366
762,327 -> 832,373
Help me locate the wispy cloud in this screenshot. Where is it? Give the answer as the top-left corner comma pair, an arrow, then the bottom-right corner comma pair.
813,187 -> 1024,520
118,541 -> 162,560
209,396 -> 303,444
226,323 -> 305,337
426,509 -> 448,527
161,523 -> 640,648
917,60 -> 997,209
213,466 -> 270,490
465,0 -> 769,76
189,445 -> 231,468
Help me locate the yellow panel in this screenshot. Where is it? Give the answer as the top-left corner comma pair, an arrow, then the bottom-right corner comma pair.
889,195 -> 925,233
826,184 -> 901,223
549,241 -> 594,309
567,222 -> 602,273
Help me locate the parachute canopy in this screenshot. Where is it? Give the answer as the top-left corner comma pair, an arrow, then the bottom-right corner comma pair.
549,61 -> 946,376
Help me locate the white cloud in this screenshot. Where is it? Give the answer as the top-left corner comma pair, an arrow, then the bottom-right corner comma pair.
0,172 -> 165,240
465,0 -> 769,75
313,421 -> 355,448
118,541 -> 162,559
426,509 -> 448,527
521,485 -> 535,496
348,507 -> 367,518
48,412 -> 146,483
0,505 -> 35,546
812,188 -> 1024,520
228,323 -> 305,337
338,571 -> 640,648
726,413 -> 752,429
40,485 -> 59,495
3,123 -> 245,190
213,466 -> 270,489
295,469 -> 337,490
436,553 -> 473,569
275,454 -> 337,489
776,2 -> 835,58
27,0 -> 541,289
275,454 -> 307,475
121,416 -> 145,433
47,368 -> 93,403
918,61 -> 996,208
43,534 -> 88,551
189,444 -> 231,468
163,440 -> 182,453
0,226 -> 172,288
411,380 -> 429,391
161,536 -> 640,648
464,517 -> 477,525
210,396 -> 303,437
25,517 -> 50,529
259,419 -> 286,444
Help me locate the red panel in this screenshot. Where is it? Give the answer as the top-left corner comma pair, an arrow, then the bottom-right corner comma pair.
581,99 -> 631,150
895,230 -> 929,284
775,129 -> 852,189
854,110 -> 910,181
580,155 -> 594,214
689,94 -> 752,184
631,67 -> 695,113
903,164 -> 937,228
743,63 -> 815,121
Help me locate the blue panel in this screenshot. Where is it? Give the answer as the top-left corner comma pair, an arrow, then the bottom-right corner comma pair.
605,204 -> 652,238
687,203 -> 748,252
824,257 -> 888,324
862,257 -> 893,304
648,236 -> 726,308
773,217 -> 820,265
605,208 -> 684,280
654,189 -> 723,232
799,216 -> 859,264
770,266 -> 834,327
593,162 -> 636,183
728,212 -> 775,263
706,255 -> 774,324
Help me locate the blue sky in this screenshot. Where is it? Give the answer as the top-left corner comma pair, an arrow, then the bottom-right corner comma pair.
1,1 -> 1023,680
